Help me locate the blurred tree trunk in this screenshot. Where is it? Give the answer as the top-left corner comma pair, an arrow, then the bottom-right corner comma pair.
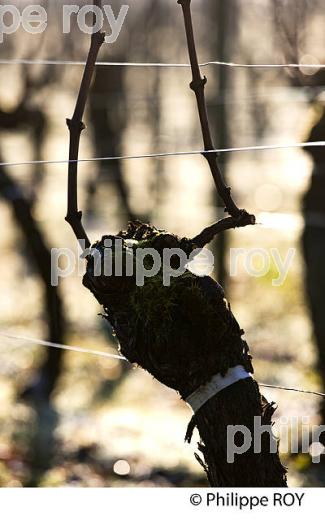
0,162 -> 63,480
208,0 -> 236,287
87,62 -> 135,221
0,163 -> 66,399
147,0 -> 164,213
0,57 -> 68,406
302,109 -> 325,428
0,101 -> 66,403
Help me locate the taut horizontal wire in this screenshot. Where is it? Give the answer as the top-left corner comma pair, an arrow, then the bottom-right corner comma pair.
0,58 -> 324,69
259,384 -> 325,399
0,332 -> 125,361
0,141 -> 324,169
1,331 -> 325,399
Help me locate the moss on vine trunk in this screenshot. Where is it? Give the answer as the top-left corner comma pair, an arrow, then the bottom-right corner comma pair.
83,221 -> 287,487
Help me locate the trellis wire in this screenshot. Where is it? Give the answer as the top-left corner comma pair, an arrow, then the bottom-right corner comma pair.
0,58 -> 324,69
1,331 -> 324,399
0,141 -> 324,169
0,332 -> 125,360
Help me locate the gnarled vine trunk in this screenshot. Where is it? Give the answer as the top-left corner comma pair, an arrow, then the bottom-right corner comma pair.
82,224 -> 287,487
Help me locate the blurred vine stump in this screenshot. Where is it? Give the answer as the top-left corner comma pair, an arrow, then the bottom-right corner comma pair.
83,222 -> 288,487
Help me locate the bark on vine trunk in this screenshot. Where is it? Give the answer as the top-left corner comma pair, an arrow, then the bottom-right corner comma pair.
186,379 -> 286,487
82,224 -> 288,487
